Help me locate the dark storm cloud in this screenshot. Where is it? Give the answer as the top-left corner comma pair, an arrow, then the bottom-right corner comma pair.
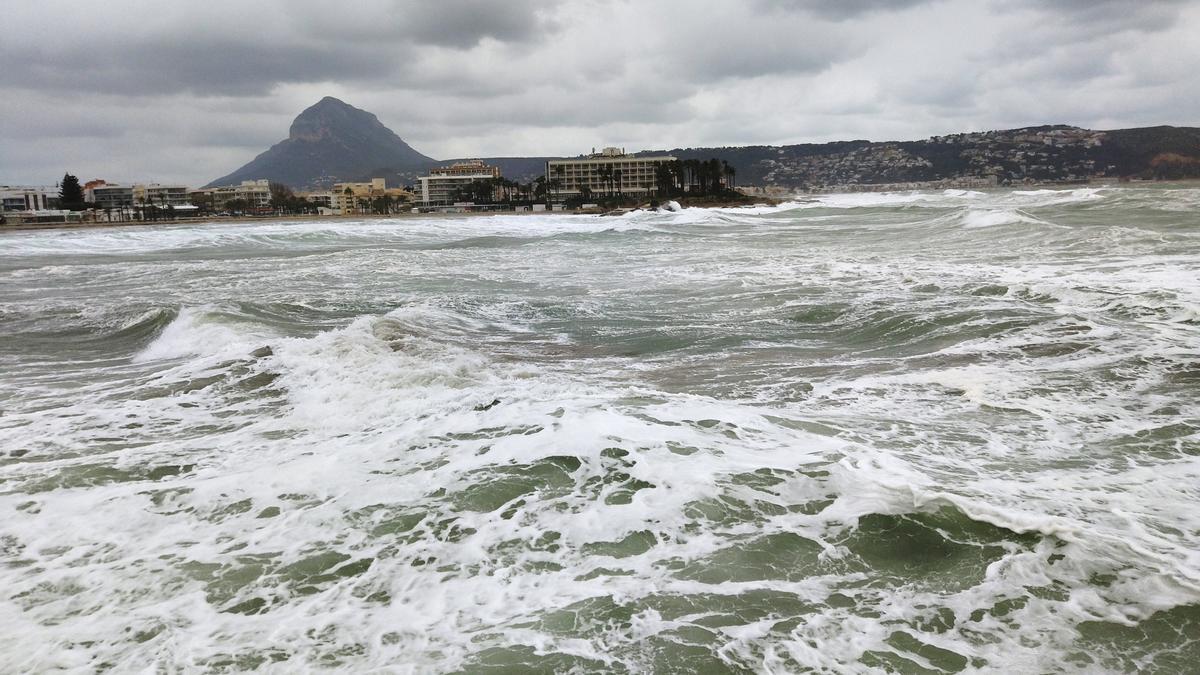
983,0 -> 1189,73
0,0 -> 560,98
669,27 -> 853,81
1004,0 -> 1188,35
1,0 -> 1197,186
0,40 -> 396,97
756,0 -> 934,19
403,0 -> 556,47
283,0 -> 560,48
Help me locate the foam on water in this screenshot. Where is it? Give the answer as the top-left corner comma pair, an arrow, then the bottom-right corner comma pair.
1,185 -> 1198,672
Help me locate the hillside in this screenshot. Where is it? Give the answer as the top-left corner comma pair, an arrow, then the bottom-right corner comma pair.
643,125 -> 1200,188
209,99 -> 1200,191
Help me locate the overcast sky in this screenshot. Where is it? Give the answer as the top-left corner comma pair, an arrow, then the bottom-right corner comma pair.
2,0 -> 1197,186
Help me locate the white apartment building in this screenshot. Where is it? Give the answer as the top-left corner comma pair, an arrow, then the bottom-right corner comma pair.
298,191 -> 333,209
133,183 -> 192,207
0,186 -> 56,212
416,160 -> 501,206
546,147 -> 676,200
190,180 -> 272,210
88,184 -> 134,209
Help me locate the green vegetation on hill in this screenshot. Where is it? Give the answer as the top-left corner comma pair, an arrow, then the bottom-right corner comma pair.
644,125 -> 1200,188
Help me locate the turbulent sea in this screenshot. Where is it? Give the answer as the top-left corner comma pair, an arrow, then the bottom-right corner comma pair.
1,187 -> 1198,673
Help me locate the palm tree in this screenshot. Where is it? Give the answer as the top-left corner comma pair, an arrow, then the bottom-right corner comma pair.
552,165 -> 566,204
598,165 -> 615,196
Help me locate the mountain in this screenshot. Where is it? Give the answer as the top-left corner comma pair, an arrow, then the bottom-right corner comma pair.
206,97 -> 435,189
209,103 -> 1200,191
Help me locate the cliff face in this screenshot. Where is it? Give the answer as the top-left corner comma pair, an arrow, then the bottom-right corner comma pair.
206,97 -> 435,189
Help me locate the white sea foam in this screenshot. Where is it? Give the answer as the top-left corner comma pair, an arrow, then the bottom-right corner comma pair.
133,306 -> 274,363
1,186 -> 1198,672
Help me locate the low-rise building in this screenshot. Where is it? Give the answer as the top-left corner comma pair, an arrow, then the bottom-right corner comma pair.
298,191 -> 333,209
133,183 -> 191,207
88,183 -> 135,209
546,147 -> 676,201
332,178 -> 414,214
0,186 -> 57,212
190,179 -> 272,211
415,161 -> 501,207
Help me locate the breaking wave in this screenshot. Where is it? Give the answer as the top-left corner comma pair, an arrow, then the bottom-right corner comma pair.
1,185 -> 1198,672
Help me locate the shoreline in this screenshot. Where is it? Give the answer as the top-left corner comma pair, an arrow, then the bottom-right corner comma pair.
6,179 -> 1193,234
0,208 -> 564,234
0,198 -> 775,234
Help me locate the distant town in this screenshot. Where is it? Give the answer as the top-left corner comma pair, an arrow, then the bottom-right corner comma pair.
3,97 -> 1198,227
1,149 -> 743,226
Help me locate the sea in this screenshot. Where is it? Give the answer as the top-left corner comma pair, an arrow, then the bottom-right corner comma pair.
1,186 -> 1197,673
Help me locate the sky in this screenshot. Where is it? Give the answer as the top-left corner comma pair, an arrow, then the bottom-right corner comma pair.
2,0 -> 1198,186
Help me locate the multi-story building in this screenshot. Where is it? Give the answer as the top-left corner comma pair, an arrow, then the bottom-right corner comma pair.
298,191 -> 333,209
132,183 -> 191,207
0,186 -> 56,212
415,160 -> 501,207
546,147 -> 676,201
332,178 -> 414,214
190,180 -> 272,211
88,183 -> 134,209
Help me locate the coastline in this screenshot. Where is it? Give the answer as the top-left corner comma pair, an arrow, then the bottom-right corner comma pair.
12,179 -> 1197,235
0,208 -> 561,234
0,197 -> 779,234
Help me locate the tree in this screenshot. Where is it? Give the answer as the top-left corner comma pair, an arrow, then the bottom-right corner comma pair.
269,182 -> 295,212
654,163 -> 674,196
553,165 -> 566,204
191,192 -> 214,213
595,165 -> 613,196
59,173 -> 85,210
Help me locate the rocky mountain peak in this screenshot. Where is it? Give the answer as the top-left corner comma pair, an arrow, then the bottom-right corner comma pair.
206,97 -> 435,189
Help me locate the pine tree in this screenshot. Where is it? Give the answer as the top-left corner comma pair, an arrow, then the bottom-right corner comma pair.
59,173 -> 85,210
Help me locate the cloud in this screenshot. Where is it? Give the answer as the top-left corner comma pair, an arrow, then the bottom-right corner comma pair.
287,0 -> 561,47
403,0 -> 557,47
756,0 -> 935,19
0,0 -> 1197,186
1,41 -> 397,97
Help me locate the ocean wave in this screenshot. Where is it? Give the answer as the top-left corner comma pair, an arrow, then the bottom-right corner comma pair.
134,305 -> 277,363
2,187 -> 1198,672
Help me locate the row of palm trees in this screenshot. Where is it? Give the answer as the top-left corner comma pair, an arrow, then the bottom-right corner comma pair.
656,158 -> 736,197
451,177 -> 540,204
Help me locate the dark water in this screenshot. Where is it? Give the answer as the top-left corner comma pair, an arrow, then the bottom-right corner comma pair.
0,187 -> 1198,672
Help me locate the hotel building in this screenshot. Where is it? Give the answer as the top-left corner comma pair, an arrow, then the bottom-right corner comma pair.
416,160 -> 501,206
546,147 -> 677,201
